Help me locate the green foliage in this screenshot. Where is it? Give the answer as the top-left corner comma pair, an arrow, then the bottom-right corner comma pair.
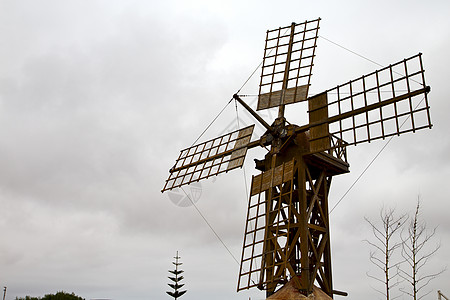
15,291 -> 84,300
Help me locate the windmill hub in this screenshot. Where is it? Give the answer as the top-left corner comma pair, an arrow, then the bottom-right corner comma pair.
271,117 -> 288,138
256,128 -> 312,173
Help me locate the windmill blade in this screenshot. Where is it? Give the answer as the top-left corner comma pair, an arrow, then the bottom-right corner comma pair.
257,18 -> 320,110
306,53 -> 431,153
162,125 -> 255,192
238,159 -> 296,292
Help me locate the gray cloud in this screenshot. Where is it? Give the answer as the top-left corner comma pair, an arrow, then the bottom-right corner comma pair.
0,1 -> 449,300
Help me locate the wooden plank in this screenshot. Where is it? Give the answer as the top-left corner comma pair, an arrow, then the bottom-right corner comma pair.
258,85 -> 308,110
273,164 -> 284,187
283,160 -> 294,182
308,92 -> 330,152
251,174 -> 262,196
261,170 -> 273,191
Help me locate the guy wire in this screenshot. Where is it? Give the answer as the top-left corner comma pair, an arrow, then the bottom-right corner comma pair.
330,95 -> 427,214
234,99 -> 250,200
180,187 -> 241,266
191,97 -> 233,147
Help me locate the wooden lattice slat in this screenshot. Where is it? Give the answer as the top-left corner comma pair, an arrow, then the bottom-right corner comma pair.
308,53 -> 431,153
257,19 -> 320,110
238,160 -> 295,291
162,125 -> 254,192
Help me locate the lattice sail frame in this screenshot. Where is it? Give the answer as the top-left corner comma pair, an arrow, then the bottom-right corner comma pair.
258,19 -> 320,110
162,125 -> 254,192
238,159 -> 296,291
308,53 -> 432,152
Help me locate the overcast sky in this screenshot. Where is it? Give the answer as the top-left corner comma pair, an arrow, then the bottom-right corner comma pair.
1,1 -> 449,300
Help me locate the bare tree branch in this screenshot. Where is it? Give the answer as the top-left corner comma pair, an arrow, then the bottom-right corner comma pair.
399,198 -> 446,300
364,206 -> 407,300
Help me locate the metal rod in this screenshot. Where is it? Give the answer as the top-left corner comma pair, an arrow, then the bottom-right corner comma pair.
332,289 -> 348,297
233,94 -> 273,132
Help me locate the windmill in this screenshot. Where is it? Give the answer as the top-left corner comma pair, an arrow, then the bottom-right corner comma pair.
161,18 -> 431,298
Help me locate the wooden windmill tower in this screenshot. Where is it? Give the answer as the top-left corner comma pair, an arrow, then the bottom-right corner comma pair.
162,18 -> 431,298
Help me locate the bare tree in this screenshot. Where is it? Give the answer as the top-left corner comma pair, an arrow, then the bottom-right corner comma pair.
399,200 -> 445,300
364,207 -> 408,300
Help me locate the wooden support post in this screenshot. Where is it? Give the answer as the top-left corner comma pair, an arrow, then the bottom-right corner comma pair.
298,161 -> 311,294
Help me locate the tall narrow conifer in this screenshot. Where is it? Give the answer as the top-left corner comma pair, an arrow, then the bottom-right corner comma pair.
166,251 -> 187,299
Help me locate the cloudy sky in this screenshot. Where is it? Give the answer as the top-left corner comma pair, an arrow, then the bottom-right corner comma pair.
1,1 -> 449,300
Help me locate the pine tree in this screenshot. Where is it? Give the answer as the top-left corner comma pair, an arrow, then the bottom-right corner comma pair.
167,251 -> 187,299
